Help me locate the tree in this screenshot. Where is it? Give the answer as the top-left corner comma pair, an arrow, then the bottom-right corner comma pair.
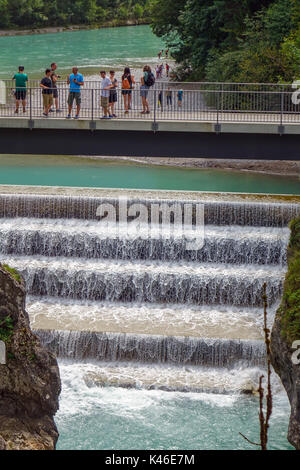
150,0 -> 300,83
0,0 -> 10,28
133,3 -> 143,19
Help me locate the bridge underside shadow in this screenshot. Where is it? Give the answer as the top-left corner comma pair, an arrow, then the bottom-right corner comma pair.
0,128 -> 299,160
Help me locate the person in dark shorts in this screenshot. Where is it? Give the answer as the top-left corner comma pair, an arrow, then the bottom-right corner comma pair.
166,88 -> 172,107
40,68 -> 53,117
12,66 -> 28,114
49,62 -> 62,113
100,70 -> 112,119
108,70 -> 118,118
140,65 -> 154,114
66,67 -> 84,119
121,67 -> 135,114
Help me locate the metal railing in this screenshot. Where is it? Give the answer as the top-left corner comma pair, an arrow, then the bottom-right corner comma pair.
0,83 -> 299,124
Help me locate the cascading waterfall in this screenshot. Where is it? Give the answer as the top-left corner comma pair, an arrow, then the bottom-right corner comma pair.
0,193 -> 299,226
35,329 -> 266,367
0,191 -> 298,394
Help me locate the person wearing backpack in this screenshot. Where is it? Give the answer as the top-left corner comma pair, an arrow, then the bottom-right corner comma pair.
121,67 -> 135,114
140,65 -> 155,114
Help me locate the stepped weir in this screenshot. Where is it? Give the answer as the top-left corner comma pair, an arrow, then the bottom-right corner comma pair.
0,188 -> 299,394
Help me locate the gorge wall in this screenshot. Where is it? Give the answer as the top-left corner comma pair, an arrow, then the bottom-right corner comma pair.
271,217 -> 300,450
0,264 -> 61,450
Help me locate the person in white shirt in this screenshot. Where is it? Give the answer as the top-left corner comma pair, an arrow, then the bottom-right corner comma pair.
100,71 -> 112,119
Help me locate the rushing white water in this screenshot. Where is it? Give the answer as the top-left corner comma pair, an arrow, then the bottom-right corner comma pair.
27,297 -> 268,339
35,329 -> 266,367
0,191 -> 297,450
55,360 -> 292,450
0,193 -> 299,226
3,254 -> 284,305
0,218 -> 289,264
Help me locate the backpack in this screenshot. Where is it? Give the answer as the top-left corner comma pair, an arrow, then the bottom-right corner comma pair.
122,76 -> 131,89
145,72 -> 155,87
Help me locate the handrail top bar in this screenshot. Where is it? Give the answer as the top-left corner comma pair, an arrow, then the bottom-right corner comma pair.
1,78 -> 296,86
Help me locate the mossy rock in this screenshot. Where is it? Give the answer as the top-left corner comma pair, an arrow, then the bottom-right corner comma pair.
2,264 -> 22,284
280,216 -> 300,344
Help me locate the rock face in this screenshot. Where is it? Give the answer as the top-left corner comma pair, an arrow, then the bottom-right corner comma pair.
0,264 -> 61,450
271,316 -> 300,449
271,217 -> 300,450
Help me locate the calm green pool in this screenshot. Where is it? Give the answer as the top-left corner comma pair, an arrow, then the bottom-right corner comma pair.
0,155 -> 299,195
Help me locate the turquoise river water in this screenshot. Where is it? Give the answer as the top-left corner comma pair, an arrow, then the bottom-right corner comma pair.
0,25 -> 165,78
0,155 -> 299,194
55,361 -> 292,451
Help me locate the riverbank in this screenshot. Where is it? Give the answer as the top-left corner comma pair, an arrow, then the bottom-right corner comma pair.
0,20 -> 150,37
82,156 -> 300,178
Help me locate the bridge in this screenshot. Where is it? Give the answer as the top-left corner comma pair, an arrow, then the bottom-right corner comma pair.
0,81 -> 299,159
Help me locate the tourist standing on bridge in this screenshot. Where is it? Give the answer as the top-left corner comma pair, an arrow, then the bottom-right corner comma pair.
140,65 -> 155,114
100,71 -> 112,119
108,70 -> 118,118
12,66 -> 28,114
122,67 -> 135,114
40,69 -> 53,117
177,89 -> 183,108
66,67 -> 84,119
49,63 -> 62,113
166,88 -> 172,107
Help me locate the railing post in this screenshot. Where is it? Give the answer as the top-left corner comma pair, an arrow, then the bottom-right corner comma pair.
221,83 -> 224,115
278,88 -> 285,135
280,89 -> 284,126
30,87 -> 32,121
92,88 -> 94,121
153,89 -> 157,132
215,89 -> 221,134
28,87 -> 34,130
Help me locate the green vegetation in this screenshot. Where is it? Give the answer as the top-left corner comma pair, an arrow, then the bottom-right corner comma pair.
280,217 -> 300,344
0,315 -> 14,344
0,0 -> 152,29
150,0 -> 300,83
2,264 -> 22,284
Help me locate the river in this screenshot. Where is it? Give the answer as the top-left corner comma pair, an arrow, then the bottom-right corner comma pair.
0,25 -> 165,79
0,155 -> 299,195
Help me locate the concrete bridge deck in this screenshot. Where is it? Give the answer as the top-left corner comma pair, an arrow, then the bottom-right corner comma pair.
0,116 -> 299,160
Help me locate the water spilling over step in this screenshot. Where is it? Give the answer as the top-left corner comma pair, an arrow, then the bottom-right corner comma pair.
35,329 -> 266,368
0,193 -> 299,226
4,255 -> 284,306
75,361 -> 264,395
27,297 -> 267,340
0,218 -> 289,265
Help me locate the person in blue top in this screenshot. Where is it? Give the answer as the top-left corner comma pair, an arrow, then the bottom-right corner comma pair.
177,89 -> 183,108
66,67 -> 84,119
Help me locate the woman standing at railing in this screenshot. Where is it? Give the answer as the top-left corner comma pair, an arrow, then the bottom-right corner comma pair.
121,67 -> 135,114
140,65 -> 155,114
